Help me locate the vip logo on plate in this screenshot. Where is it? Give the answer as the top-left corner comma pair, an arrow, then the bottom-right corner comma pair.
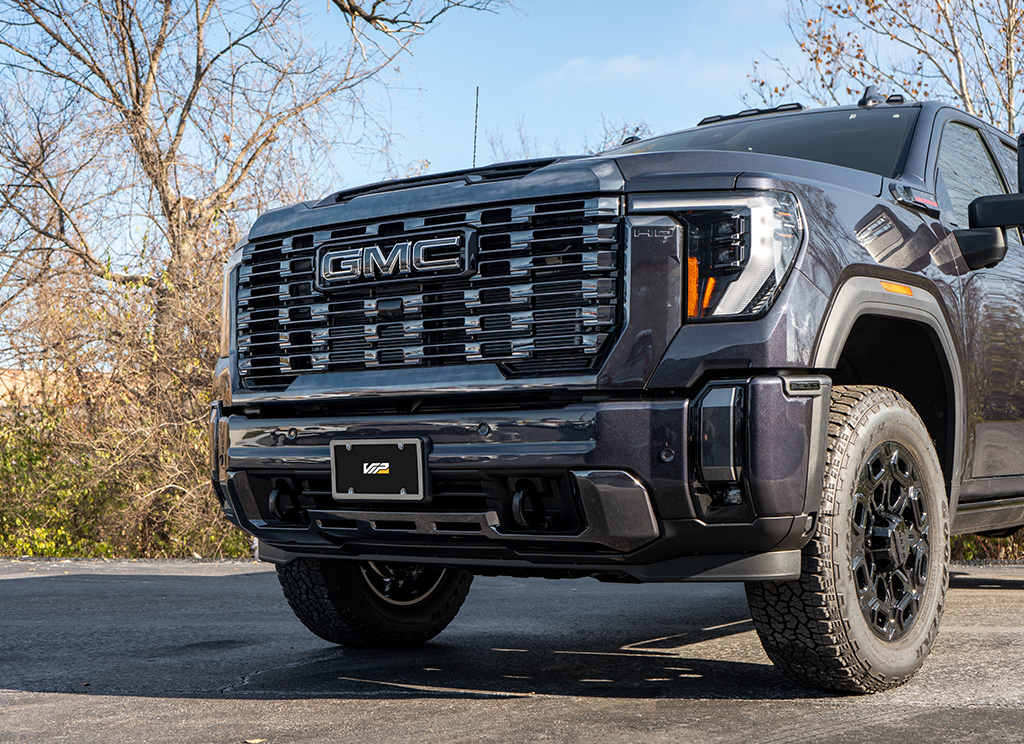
363,462 -> 390,475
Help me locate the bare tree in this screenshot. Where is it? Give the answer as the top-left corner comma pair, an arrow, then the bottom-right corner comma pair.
580,115 -> 654,154
487,114 -> 652,163
0,0 -> 503,338
487,114 -> 542,162
0,0 -> 506,557
749,0 -> 1024,131
330,0 -> 503,37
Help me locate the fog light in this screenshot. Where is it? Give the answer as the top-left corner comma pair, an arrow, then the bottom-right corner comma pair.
713,486 -> 744,507
511,480 -> 548,530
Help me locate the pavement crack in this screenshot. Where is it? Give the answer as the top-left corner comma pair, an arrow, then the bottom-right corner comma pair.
333,675 -> 535,699
219,657 -> 321,695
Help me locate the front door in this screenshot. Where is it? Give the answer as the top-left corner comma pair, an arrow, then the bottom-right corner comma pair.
935,119 -> 1024,493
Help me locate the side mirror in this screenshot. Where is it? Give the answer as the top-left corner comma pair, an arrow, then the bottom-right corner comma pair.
967,193 -> 1024,229
952,192 -> 1024,270
953,227 -> 1006,270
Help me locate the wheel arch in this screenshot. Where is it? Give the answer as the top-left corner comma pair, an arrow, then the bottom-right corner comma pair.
812,274 -> 964,512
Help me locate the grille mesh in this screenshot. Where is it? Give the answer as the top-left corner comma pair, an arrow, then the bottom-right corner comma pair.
236,195 -> 622,389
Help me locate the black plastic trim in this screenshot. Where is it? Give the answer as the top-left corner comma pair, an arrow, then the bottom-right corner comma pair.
256,540 -> 801,583
811,272 -> 965,513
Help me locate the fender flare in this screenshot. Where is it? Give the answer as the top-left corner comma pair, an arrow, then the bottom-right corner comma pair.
811,274 -> 965,512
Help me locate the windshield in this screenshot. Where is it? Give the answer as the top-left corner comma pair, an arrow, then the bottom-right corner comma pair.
606,107 -> 921,178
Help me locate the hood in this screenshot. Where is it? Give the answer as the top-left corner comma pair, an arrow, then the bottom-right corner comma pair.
246,156 -> 623,241
246,149 -> 883,242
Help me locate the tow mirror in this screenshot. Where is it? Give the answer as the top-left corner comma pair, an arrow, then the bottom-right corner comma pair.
952,192 -> 1024,270
967,193 -> 1024,230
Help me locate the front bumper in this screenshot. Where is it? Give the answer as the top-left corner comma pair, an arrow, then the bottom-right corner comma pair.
211,374 -> 829,581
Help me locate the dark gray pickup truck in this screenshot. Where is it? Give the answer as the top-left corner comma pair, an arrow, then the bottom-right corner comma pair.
212,88 -> 1024,692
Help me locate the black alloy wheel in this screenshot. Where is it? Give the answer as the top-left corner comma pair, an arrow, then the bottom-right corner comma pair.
359,562 -> 449,606
851,442 -> 932,642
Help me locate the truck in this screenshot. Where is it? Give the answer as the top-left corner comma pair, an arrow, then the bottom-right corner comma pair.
211,87 -> 1024,693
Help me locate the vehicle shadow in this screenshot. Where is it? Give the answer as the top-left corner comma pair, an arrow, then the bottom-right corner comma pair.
0,566 -> 838,702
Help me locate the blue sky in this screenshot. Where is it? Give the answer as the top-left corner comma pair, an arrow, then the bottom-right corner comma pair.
325,0 -> 807,187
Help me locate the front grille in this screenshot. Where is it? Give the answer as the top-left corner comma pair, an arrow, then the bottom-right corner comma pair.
236,195 -> 623,389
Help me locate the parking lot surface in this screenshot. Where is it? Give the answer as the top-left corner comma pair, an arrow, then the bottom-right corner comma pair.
1,558 -> 1022,743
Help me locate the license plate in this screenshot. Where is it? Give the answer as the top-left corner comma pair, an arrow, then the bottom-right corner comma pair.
330,438 -> 427,500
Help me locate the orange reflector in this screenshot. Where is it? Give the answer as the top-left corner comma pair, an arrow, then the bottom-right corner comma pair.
687,257 -> 699,317
880,280 -> 913,296
702,276 -> 716,310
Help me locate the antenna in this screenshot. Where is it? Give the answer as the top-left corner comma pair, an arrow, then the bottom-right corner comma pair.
858,85 -> 886,107
472,86 -> 479,168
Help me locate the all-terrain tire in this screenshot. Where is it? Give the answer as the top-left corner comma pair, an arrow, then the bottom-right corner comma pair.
277,558 -> 473,648
746,385 -> 950,693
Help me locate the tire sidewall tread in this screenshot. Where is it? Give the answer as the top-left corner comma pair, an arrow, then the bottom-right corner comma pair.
276,558 -> 473,649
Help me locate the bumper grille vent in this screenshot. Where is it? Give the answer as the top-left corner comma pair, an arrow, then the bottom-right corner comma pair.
237,195 -> 622,389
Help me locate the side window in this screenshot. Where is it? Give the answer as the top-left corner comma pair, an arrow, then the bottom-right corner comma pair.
992,142 -> 1018,190
935,122 -> 1007,228
990,142 -> 1024,245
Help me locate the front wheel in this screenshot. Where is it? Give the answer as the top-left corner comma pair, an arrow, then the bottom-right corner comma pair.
746,385 -> 949,693
277,558 -> 473,648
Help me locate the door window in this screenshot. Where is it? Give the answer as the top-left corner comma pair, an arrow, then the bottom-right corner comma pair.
991,141 -> 1018,191
989,142 -> 1024,245
935,122 -> 1007,228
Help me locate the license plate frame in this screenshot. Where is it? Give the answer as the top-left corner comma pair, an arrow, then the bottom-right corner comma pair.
329,437 -> 427,501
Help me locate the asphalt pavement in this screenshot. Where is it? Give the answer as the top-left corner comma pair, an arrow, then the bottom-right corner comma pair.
1,558 -> 1023,743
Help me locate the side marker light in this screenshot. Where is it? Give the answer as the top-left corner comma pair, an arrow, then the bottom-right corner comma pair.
880,280 -> 913,296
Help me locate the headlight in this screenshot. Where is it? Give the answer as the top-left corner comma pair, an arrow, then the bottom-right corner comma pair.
631,191 -> 803,319
219,246 -> 243,357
